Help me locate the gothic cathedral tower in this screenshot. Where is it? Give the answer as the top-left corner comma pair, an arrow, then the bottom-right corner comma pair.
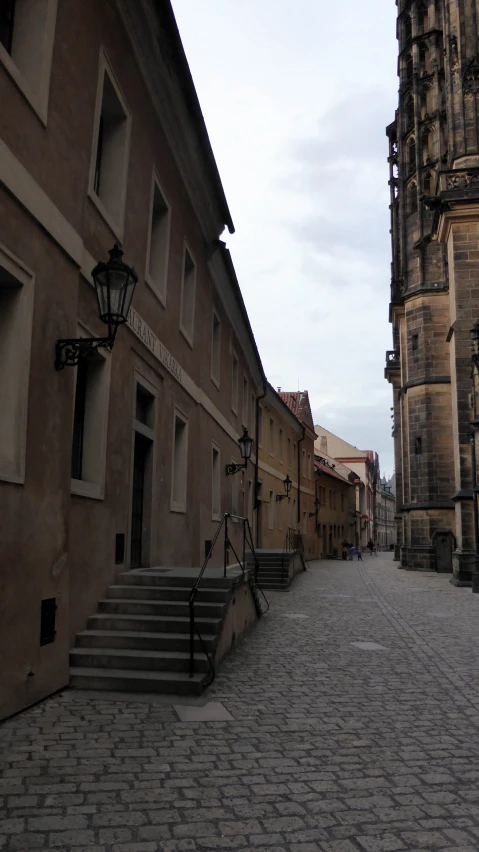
386,0 -> 479,583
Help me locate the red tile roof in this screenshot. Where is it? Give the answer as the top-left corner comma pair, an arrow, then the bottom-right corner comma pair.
314,459 -> 352,485
278,391 -> 314,430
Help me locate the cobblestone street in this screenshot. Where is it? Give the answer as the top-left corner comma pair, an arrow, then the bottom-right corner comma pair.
4,554 -> 479,852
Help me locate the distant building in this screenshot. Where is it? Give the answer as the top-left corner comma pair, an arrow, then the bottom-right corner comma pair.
314,457 -> 356,557
376,483 -> 396,551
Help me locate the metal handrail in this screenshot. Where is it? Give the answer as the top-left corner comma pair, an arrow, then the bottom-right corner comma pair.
189,512 -> 266,680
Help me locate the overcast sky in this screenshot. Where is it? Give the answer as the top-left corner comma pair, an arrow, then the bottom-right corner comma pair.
172,0 -> 399,476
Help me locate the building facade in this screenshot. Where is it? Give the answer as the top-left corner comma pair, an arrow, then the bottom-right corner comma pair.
386,0 -> 479,581
314,459 -> 355,558
0,0 -> 270,720
314,426 -> 378,548
376,482 -> 396,550
256,385 -> 316,555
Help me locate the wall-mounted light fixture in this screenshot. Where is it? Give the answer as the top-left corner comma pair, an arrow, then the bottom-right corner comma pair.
276,474 -> 292,502
55,244 -> 138,370
225,428 -> 254,476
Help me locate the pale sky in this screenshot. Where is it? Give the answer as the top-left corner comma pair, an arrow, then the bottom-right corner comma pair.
172,0 -> 399,476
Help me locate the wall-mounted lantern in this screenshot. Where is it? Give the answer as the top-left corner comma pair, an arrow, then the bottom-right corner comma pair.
55,243 -> 138,370
225,428 -> 254,476
276,474 -> 292,502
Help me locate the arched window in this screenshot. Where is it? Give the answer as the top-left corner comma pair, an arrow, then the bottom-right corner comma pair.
419,43 -> 429,75
422,128 -> 432,164
407,137 -> 416,172
408,182 -> 418,215
417,2 -> 428,35
423,172 -> 433,195
405,53 -> 413,84
406,95 -> 414,126
404,14 -> 412,44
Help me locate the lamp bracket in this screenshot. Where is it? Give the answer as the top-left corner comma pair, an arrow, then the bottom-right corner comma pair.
225,462 -> 246,477
276,494 -> 288,502
55,335 -> 114,370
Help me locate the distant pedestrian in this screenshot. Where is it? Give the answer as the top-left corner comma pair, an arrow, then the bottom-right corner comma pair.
348,544 -> 355,561
356,546 -> 362,561
367,539 -> 374,556
341,541 -> 348,561
373,540 -> 378,556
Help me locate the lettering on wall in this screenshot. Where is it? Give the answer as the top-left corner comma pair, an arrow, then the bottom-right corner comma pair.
127,307 -> 182,384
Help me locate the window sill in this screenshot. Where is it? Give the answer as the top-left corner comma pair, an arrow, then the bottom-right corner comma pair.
0,469 -> 25,485
87,188 -> 124,243
212,512 -> 221,522
170,502 -> 187,514
145,274 -> 167,308
0,45 -> 48,126
71,479 -> 104,500
211,374 -> 220,390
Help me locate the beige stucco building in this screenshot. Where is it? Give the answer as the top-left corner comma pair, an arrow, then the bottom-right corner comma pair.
0,0 -> 294,719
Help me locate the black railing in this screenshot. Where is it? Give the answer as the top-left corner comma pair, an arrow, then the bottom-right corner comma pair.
189,513 -> 267,681
281,528 -> 307,584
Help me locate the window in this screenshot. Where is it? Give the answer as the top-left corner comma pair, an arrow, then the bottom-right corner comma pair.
242,376 -> 248,427
212,443 -> 220,520
171,409 -> 188,512
408,182 -> 418,215
414,436 -> 422,455
418,2 -> 428,34
341,493 -> 344,511
0,0 -> 57,123
329,489 -> 333,508
419,43 -> 429,76
407,137 -> 416,172
405,53 -> 413,84
180,245 -> 196,345
287,437 -> 291,468
269,418 -> 274,456
251,392 -> 255,433
423,172 -> 433,195
0,246 -> 34,484
211,311 -> 221,387
279,428 -> 283,463
146,173 -> 170,303
247,479 -> 253,525
412,333 -> 419,351
71,340 -> 111,499
303,512 -> 307,534
90,54 -> 131,237
231,352 -> 238,413
268,489 -> 275,530
308,453 -> 311,479
422,129 -> 432,165
135,385 -> 154,427
404,14 -> 412,44
406,95 -> 414,126
302,449 -> 306,478
258,404 -> 263,446
278,498 -> 284,531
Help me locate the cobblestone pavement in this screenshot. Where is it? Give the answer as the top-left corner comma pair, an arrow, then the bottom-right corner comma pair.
4,555 -> 479,852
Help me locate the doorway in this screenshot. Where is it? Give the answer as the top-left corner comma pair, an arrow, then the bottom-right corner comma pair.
434,531 -> 453,574
130,433 -> 151,568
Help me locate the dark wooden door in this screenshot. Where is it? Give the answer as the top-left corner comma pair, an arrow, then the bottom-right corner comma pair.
130,434 -> 149,567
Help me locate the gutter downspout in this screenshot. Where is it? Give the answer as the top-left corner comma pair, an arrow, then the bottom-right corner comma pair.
297,425 -> 305,528
254,383 -> 267,547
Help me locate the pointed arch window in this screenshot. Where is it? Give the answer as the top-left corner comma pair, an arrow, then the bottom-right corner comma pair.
408,182 -> 418,215
419,43 -> 430,76
406,95 -> 414,127
405,53 -> 413,85
422,127 -> 433,164
423,171 -> 434,195
417,3 -> 428,35
407,137 -> 416,172
404,15 -> 412,45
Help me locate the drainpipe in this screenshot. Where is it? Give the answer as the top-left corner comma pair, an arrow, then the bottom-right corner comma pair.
254,383 -> 267,547
297,425 -> 305,528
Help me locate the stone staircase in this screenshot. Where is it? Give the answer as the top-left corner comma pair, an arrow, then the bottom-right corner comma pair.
250,550 -> 292,591
69,569 -> 233,695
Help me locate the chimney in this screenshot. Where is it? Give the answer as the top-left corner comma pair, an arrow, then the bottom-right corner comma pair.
320,436 -> 328,454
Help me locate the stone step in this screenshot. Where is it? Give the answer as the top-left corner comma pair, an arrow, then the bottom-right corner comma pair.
87,613 -> 221,635
69,667 -> 206,695
97,599 -> 226,618
115,572 -> 232,589
257,572 -> 289,582
70,647 -> 210,673
257,581 -> 290,590
107,585 -> 230,603
76,629 -> 217,653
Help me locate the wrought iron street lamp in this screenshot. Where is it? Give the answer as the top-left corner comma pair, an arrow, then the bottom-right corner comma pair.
276,474 -> 292,502
55,243 -> 138,369
225,428 -> 254,476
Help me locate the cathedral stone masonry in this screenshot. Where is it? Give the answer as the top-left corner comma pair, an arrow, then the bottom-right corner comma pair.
386,0 -> 479,583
